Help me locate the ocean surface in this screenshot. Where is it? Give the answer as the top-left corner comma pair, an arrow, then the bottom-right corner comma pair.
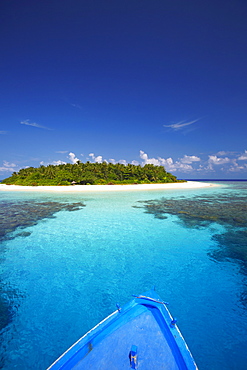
0,181 -> 247,369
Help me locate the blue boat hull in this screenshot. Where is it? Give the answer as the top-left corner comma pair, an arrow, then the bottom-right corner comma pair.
47,289 -> 198,369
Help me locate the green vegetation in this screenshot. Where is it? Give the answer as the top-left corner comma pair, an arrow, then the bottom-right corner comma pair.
2,162 -> 183,186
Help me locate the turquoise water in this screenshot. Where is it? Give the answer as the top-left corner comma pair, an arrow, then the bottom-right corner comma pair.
0,182 -> 247,369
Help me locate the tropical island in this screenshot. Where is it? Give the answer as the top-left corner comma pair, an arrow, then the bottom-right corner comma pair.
2,162 -> 182,186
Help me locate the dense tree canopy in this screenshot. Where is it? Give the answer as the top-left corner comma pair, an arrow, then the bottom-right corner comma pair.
2,162 -> 182,186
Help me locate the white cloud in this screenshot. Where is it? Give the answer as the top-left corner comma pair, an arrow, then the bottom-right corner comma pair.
68,152 -> 80,164
164,118 -> 200,131
109,158 -> 131,165
139,150 -> 148,162
52,160 -> 66,165
157,157 -> 175,169
40,160 -> 66,166
88,150 -> 247,174
89,153 -> 103,163
131,160 -> 140,165
208,155 -> 231,165
166,159 -> 193,172
20,119 -> 51,130
216,150 -> 237,156
96,156 -> 103,163
238,150 -> 247,160
180,155 -> 201,164
201,163 -> 214,172
227,158 -> 247,172
201,154 -> 247,173
89,154 -> 126,165
0,161 -> 17,172
216,151 -> 228,156
175,163 -> 193,172
4,148 -> 247,178
118,159 -> 128,165
229,164 -> 247,172
55,151 -> 69,154
2,161 -> 16,168
139,151 -> 193,172
140,150 -> 161,165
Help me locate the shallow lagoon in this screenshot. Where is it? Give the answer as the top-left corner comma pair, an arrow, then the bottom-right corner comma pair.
0,182 -> 247,369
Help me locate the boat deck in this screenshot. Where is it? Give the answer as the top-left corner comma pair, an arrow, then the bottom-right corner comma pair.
73,308 -> 181,369
47,290 -> 197,370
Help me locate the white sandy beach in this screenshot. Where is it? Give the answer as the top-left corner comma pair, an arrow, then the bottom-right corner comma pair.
0,181 -> 217,192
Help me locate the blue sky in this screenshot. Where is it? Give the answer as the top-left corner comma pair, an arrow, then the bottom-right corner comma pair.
1,0 -> 247,179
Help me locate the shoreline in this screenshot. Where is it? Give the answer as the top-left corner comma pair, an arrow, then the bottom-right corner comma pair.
0,181 -> 218,192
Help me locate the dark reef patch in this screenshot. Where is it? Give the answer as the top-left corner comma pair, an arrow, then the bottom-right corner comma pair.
0,201 -> 86,242
0,200 -> 86,334
0,283 -> 24,332
135,193 -> 247,285
134,194 -> 247,228
210,229 -> 247,273
209,229 -> 247,306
